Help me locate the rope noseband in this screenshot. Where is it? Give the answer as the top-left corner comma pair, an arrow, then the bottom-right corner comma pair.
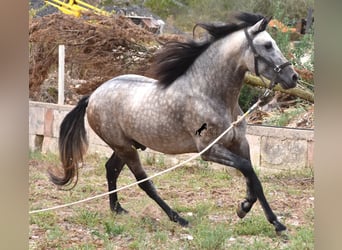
244,28 -> 292,89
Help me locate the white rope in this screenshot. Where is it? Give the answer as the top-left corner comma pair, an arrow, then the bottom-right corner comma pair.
29,100 -> 261,214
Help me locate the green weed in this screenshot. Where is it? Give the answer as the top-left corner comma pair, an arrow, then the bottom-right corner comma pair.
290,226 -> 314,249
264,105 -> 307,127
70,209 -> 101,227
29,150 -> 59,163
233,215 -> 275,237
30,211 -> 57,229
103,220 -> 125,237
192,222 -> 230,250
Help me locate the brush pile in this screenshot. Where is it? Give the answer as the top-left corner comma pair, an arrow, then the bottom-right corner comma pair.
29,12 -> 165,103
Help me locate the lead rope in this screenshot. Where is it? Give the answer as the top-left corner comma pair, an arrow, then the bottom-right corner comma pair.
29,88 -> 271,214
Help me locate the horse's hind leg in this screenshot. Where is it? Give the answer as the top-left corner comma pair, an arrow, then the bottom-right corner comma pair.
117,148 -> 189,227
105,152 -> 127,214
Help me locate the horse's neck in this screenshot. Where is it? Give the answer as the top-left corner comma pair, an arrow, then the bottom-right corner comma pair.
185,33 -> 247,103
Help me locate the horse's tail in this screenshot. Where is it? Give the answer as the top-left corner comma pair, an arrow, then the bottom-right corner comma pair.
49,96 -> 90,189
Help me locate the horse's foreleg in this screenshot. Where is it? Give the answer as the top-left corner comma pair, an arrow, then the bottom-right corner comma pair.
118,149 -> 189,227
105,152 -> 127,214
229,140 -> 258,219
201,144 -> 286,234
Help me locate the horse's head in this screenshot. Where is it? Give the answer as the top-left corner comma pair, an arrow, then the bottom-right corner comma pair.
244,17 -> 298,89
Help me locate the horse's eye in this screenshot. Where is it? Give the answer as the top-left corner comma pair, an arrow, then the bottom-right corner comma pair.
264,42 -> 273,50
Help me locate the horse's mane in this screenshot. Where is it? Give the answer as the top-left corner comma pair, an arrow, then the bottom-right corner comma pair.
149,12 -> 265,87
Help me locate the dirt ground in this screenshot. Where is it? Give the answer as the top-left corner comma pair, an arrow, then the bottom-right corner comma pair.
29,152 -> 314,249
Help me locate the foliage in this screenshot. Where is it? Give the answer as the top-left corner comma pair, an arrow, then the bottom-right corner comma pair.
144,0 -> 180,19
292,33 -> 314,71
137,0 -> 313,30
239,85 -> 263,112
263,105 -> 307,127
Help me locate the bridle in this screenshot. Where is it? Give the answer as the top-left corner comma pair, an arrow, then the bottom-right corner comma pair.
244,28 -> 292,89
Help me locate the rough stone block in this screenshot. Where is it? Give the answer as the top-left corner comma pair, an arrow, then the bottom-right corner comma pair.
246,134 -> 261,167
44,108 -> 54,137
307,140 -> 314,168
29,106 -> 45,135
261,137 -> 308,170
42,137 -> 58,154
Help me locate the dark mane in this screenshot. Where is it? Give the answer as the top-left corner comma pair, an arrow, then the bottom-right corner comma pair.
149,12 -> 265,87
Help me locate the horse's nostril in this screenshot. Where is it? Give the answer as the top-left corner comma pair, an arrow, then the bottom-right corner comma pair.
292,73 -> 299,82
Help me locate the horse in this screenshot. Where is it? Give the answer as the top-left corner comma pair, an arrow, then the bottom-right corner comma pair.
50,12 -> 299,234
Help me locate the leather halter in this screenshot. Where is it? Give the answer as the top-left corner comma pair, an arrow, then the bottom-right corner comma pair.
244,28 -> 292,89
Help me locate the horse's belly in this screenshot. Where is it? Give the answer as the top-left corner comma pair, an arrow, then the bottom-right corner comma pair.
135,131 -> 197,155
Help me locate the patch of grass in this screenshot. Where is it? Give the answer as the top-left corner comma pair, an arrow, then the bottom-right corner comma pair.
264,166 -> 314,182
233,215 -> 275,237
196,158 -> 210,168
156,154 -> 166,168
46,227 -> 65,242
263,105 -> 307,127
141,152 -> 155,166
66,244 -> 97,250
290,226 -> 314,249
153,230 -> 168,244
30,211 -> 57,229
227,237 -> 274,250
84,153 -> 108,176
103,220 -> 125,237
305,207 -> 314,222
193,202 -> 214,219
69,209 -> 101,227
29,150 -> 59,163
141,152 -> 167,168
191,222 -> 230,250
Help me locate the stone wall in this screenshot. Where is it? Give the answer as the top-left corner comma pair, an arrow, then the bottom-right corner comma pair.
29,101 -> 314,171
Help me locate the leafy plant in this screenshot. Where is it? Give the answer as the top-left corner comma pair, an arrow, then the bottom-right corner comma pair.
239,84 -> 263,112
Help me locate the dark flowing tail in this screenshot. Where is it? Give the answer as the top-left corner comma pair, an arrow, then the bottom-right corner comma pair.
49,96 -> 89,188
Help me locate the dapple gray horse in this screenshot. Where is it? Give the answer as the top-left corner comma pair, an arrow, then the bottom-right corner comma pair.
50,12 -> 298,234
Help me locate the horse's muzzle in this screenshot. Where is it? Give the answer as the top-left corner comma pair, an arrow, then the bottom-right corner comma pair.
278,69 -> 299,89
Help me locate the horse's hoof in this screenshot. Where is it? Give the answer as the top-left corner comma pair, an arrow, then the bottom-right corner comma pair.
116,207 -> 129,214
236,206 -> 247,219
172,213 -> 189,227
178,217 -> 189,227
274,221 -> 287,235
112,203 -> 128,214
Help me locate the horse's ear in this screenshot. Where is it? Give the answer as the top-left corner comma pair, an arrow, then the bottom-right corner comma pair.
260,16 -> 272,31
250,16 -> 272,34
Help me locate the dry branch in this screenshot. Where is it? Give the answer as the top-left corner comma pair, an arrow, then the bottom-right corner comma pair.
244,73 -> 314,103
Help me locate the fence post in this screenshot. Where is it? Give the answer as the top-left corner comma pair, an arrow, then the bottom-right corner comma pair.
58,45 -> 65,105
